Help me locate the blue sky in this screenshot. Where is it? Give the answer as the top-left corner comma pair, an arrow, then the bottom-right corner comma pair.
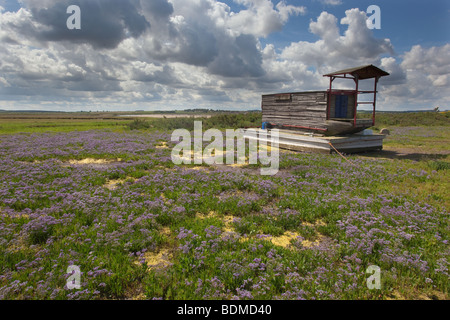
262,0 -> 450,51
0,0 -> 449,111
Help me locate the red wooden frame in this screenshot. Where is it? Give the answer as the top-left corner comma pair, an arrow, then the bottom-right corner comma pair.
325,72 -> 380,127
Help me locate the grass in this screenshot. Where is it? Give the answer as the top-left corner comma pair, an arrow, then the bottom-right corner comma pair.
0,119 -> 130,134
0,111 -> 263,134
0,111 -> 448,300
373,111 -> 449,128
380,127 -> 450,154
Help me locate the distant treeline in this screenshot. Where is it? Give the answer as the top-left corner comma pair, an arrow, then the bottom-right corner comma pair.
128,111 -> 449,132
127,112 -> 262,131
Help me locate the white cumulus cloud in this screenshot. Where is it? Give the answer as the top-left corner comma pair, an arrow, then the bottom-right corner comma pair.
0,1 -> 448,111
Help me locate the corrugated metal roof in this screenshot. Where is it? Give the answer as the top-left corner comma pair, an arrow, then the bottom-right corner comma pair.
324,64 -> 389,80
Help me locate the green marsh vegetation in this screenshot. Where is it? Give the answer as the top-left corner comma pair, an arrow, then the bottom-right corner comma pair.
0,111 -> 448,300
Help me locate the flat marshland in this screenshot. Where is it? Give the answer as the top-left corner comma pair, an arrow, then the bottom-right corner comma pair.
0,111 -> 448,300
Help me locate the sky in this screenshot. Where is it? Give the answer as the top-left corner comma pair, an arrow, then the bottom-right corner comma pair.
0,0 -> 449,112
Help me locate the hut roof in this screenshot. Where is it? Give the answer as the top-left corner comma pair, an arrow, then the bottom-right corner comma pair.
324,65 -> 390,80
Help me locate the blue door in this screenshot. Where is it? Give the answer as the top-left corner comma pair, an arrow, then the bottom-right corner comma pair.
335,95 -> 348,118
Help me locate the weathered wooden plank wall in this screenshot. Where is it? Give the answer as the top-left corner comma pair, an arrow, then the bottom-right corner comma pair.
262,91 -> 328,130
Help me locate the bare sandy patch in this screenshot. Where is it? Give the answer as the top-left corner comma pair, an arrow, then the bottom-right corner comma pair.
160,227 -> 171,236
104,177 -> 136,190
196,211 -> 236,229
238,236 -> 251,243
18,214 -> 30,220
249,230 -> 327,249
156,142 -> 168,149
222,215 -> 236,233
154,165 -> 178,172
428,291 -> 448,300
130,292 -> 146,300
197,212 -> 236,230
196,212 -> 240,238
230,163 -> 247,168
6,236 -> 31,254
387,289 -> 448,300
267,231 -> 299,248
302,219 -> 327,228
176,150 -> 229,164
175,149 -> 264,168
141,248 -> 173,270
160,193 -> 170,204
189,166 -> 211,171
196,211 -> 218,220
301,233 -> 326,248
68,158 -> 122,165
386,290 -> 406,300
195,210 -> 327,249
176,150 -> 199,163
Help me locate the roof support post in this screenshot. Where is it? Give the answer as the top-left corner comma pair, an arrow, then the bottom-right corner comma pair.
373,76 -> 379,126
353,75 -> 359,127
327,76 -> 335,120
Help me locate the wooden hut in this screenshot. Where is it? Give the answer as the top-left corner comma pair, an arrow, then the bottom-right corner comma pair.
262,65 -> 389,136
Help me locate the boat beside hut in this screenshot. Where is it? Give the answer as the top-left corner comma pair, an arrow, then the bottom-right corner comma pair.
245,65 -> 391,154
261,65 -> 390,136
